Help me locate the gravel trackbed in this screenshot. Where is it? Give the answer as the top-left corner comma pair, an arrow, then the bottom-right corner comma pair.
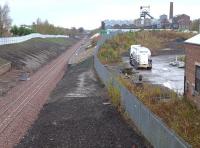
16,57 -> 151,148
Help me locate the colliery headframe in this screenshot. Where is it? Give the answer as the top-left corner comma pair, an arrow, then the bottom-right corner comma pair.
101,2 -> 191,30
140,6 -> 154,19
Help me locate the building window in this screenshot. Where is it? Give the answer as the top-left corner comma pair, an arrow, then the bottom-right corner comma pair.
195,65 -> 200,93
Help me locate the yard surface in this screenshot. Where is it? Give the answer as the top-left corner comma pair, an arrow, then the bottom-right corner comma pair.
16,57 -> 151,148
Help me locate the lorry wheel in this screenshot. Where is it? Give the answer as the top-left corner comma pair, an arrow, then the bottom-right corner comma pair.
130,60 -> 134,66
135,64 -> 138,70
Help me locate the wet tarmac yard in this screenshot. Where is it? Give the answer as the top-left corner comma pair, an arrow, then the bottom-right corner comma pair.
122,55 -> 184,94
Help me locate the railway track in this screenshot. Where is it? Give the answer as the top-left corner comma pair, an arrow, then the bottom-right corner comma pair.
0,52 -> 66,132
0,39 -> 84,147
0,48 -> 67,108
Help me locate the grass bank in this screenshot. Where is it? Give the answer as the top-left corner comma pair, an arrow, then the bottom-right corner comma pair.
0,37 -> 78,70
0,58 -> 9,66
33,37 -> 73,46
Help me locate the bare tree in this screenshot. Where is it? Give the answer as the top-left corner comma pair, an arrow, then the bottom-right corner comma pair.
190,19 -> 200,32
0,4 -> 12,37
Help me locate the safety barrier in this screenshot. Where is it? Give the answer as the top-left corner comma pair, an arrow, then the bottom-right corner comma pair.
94,33 -> 191,148
0,33 -> 69,45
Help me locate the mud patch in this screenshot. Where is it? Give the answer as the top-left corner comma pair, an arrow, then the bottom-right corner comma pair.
65,71 -> 97,98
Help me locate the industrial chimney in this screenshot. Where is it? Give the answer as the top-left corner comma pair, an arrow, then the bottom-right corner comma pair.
169,2 -> 173,20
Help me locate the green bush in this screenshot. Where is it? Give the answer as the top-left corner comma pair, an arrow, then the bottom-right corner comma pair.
177,55 -> 186,62
11,25 -> 34,36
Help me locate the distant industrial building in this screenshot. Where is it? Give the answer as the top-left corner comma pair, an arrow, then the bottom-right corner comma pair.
160,14 -> 168,20
103,20 -> 136,29
144,18 -> 152,27
159,14 -> 170,29
101,2 -> 191,30
134,18 -> 142,27
132,2 -> 191,30
133,18 -> 153,28
169,2 -> 173,22
173,14 -> 191,30
185,34 -> 200,107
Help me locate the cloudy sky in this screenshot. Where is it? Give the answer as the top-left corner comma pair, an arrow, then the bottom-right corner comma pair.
0,0 -> 199,29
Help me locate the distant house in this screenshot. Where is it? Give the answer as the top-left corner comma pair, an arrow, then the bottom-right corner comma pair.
185,34 -> 200,107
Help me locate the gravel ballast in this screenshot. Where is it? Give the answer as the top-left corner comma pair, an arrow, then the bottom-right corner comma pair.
16,57 -> 151,148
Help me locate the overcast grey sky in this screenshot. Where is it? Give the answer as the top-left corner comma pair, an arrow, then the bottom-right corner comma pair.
0,0 -> 199,29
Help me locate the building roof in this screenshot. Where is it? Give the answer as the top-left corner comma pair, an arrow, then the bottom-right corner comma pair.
185,34 -> 200,45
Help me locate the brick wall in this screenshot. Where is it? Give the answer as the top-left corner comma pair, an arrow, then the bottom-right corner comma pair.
0,63 -> 11,76
185,44 -> 200,107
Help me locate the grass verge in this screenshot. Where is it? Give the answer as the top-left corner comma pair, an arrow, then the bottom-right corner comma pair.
118,77 -> 200,148
108,83 -> 121,110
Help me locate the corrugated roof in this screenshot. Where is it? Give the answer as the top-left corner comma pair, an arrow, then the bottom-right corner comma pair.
185,34 -> 200,45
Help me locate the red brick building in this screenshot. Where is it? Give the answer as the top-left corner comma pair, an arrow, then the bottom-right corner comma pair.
173,14 -> 191,30
185,34 -> 200,107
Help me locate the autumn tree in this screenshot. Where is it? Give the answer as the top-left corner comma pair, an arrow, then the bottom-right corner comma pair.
190,19 -> 200,32
0,4 -> 12,37
31,18 -> 84,36
78,27 -> 84,33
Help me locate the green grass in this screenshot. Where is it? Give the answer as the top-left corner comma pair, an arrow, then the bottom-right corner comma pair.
32,38 -> 71,46
118,77 -> 200,148
0,58 -> 9,66
43,38 -> 69,44
108,83 -> 122,111
98,47 -> 121,64
0,37 -> 78,69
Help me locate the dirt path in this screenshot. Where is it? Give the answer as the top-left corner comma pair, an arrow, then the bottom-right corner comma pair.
0,38 -> 85,148
16,57 -> 151,148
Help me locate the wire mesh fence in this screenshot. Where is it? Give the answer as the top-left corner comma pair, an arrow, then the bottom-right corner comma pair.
94,33 -> 191,148
0,33 -> 69,46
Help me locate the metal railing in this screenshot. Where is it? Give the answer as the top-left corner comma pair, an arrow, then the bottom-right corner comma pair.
94,33 -> 191,148
0,33 -> 69,46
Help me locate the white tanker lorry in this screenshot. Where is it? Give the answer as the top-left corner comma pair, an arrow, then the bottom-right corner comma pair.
129,45 -> 152,70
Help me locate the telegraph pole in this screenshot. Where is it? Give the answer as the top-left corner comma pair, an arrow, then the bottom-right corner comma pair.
199,19 -> 200,33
